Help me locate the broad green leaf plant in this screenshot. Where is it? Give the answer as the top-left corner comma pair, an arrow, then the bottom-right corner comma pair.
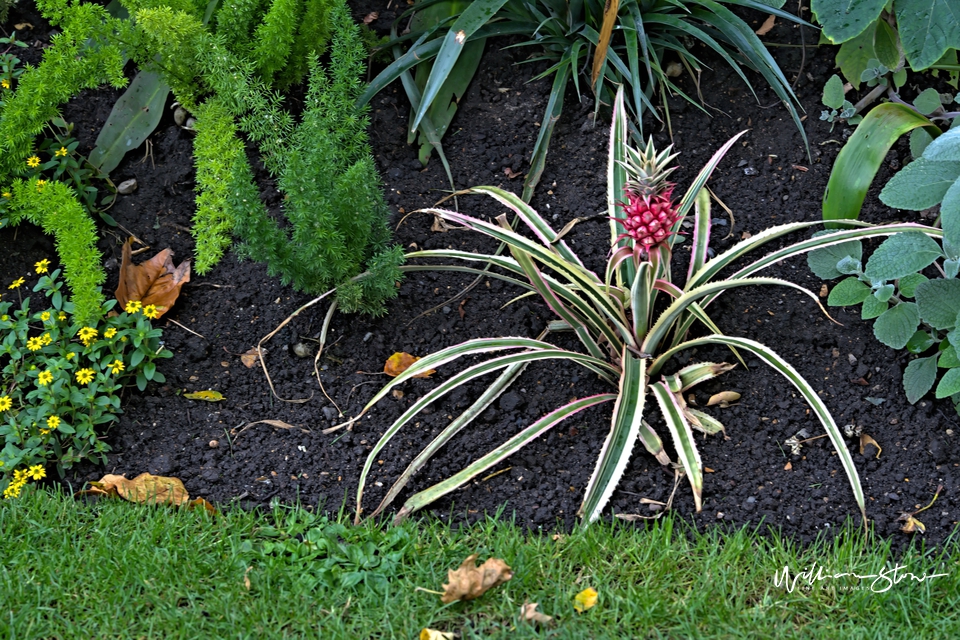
359,0 -> 809,201
347,87 -> 868,527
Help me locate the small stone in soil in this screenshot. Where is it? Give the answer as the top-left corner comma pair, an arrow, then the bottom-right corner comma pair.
209,440 -> 219,448
322,406 -> 338,421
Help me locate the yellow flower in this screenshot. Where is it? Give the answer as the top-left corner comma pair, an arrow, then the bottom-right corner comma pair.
0,315 -> 8,322
55,147 -> 68,157
109,359 -> 125,375
125,300 -> 142,314
40,428 -> 51,436
76,368 -> 95,384
40,311 -> 51,321
26,336 -> 43,351
104,327 -> 117,339
143,304 -> 160,319
35,259 -> 50,274
0,396 -> 11,412
8,277 -> 24,289
66,352 -> 75,359
28,465 -> 46,481
26,155 -> 40,168
58,312 -> 67,321
1,191 -> 10,198
37,370 -> 53,386
78,326 -> 98,346
36,179 -> 47,191
1,79 -> 9,90
41,333 -> 52,346
46,415 -> 60,429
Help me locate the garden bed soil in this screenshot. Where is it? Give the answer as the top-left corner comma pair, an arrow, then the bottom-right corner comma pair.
3,1 -> 958,553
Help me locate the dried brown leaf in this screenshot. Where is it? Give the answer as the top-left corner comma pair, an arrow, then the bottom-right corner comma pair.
240,348 -> 260,368
503,166 -> 521,179
363,11 -> 378,24
707,391 -> 740,407
755,14 -> 776,36
900,515 -> 925,533
440,554 -> 513,603
384,352 -> 436,378
94,473 -> 189,506
859,433 -> 882,458
187,497 -> 218,515
520,601 -> 554,625
115,238 -> 190,318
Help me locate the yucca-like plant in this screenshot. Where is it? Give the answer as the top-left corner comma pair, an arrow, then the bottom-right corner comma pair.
349,87 -> 883,527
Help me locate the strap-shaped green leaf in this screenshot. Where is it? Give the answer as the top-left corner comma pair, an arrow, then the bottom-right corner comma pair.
395,393 -> 617,523
823,103 -> 940,224
579,351 -> 646,523
89,71 -> 170,175
652,335 -> 866,525
411,0 -> 511,132
651,378 -> 703,511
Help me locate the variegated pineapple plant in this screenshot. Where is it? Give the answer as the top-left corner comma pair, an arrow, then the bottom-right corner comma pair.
348,87 -> 880,527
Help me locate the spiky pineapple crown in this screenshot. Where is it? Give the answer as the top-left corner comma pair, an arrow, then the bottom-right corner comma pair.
621,137 -> 679,197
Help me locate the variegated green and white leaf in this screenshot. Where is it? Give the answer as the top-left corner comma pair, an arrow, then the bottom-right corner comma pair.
651,379 -> 704,511
394,393 -> 618,523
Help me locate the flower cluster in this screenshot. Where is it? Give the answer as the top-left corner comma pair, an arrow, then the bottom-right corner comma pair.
1,268 -> 172,497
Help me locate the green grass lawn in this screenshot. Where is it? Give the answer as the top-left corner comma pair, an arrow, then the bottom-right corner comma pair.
2,488 -> 958,639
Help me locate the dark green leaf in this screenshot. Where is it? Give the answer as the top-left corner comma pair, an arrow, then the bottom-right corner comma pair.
914,88 -> 944,115
861,294 -> 888,319
916,278 -> 960,328
827,277 -> 870,305
864,233 -> 942,281
873,18 -> 901,69
807,234 -> 863,278
896,0 -> 960,70
906,330 -> 936,353
880,159 -> 960,210
873,302 -> 921,348
811,0 -> 884,44
898,273 -> 929,298
939,344 -> 960,367
936,366 -> 960,398
923,127 -> 960,162
822,74 -> 845,110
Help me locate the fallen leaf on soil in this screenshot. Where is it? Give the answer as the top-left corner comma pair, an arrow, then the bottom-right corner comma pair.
707,391 -> 740,407
458,298 -> 467,320
755,14 -> 776,36
363,11 -> 378,23
384,352 -> 436,378
440,554 -> 513,603
503,166 -> 521,179
420,630 -> 455,640
574,587 -> 598,613
431,214 -> 456,233
859,433 -> 882,458
240,348 -> 260,368
115,238 -> 191,318
87,473 -> 189,506
15,22 -> 33,30
900,515 -> 925,533
784,461 -> 793,471
237,419 -> 305,436
520,602 -> 553,625
184,390 -> 225,402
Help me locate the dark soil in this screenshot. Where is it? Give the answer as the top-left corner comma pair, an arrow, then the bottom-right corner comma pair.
3,1 -> 958,554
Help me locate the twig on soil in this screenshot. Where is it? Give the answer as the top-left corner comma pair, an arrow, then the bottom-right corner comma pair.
312,301 -> 344,416
166,317 -> 205,339
706,186 -> 735,239
116,225 -> 147,249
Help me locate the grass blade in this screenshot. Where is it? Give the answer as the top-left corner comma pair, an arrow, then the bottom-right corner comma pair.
396,393 -> 617,523
579,350 -> 646,523
591,0 -> 621,89
687,187 -> 712,283
522,65 -> 570,203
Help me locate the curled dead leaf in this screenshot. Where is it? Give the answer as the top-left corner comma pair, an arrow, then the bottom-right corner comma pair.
89,473 -> 189,506
899,515 -> 925,534
440,554 -> 513,603
520,601 -> 554,625
707,391 -> 740,407
115,238 -> 190,318
240,348 -> 260,368
573,587 -> 598,613
384,352 -> 436,378
755,14 -> 776,36
860,433 -> 882,459
363,11 -> 378,24
187,497 -> 218,515
503,166 -> 521,179
431,215 -> 456,233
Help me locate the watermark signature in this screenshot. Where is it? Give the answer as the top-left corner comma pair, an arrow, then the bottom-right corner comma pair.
774,562 -> 948,593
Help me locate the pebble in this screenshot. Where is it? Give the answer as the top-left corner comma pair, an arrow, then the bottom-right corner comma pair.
363,332 -> 373,343
442,306 -> 452,315
322,406 -> 338,421
743,167 -> 758,176
209,440 -> 219,448
884,492 -> 900,502
118,178 -> 137,194
292,342 -> 312,358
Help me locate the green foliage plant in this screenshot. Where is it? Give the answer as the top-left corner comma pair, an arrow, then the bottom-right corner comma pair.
344,87 -> 872,528
360,0 -> 810,201
812,0 -> 960,94
0,266 -> 171,498
0,0 -> 18,23
0,28 -> 28,95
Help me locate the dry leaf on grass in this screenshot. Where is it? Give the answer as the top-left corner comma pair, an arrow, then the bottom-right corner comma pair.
384,352 -> 436,378
420,630 -> 455,640
187,497 -> 218,515
184,390 -> 225,402
520,601 -> 553,625
84,473 -> 189,506
440,554 -> 513,603
755,14 -> 776,35
573,587 -> 598,613
115,238 -> 191,318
